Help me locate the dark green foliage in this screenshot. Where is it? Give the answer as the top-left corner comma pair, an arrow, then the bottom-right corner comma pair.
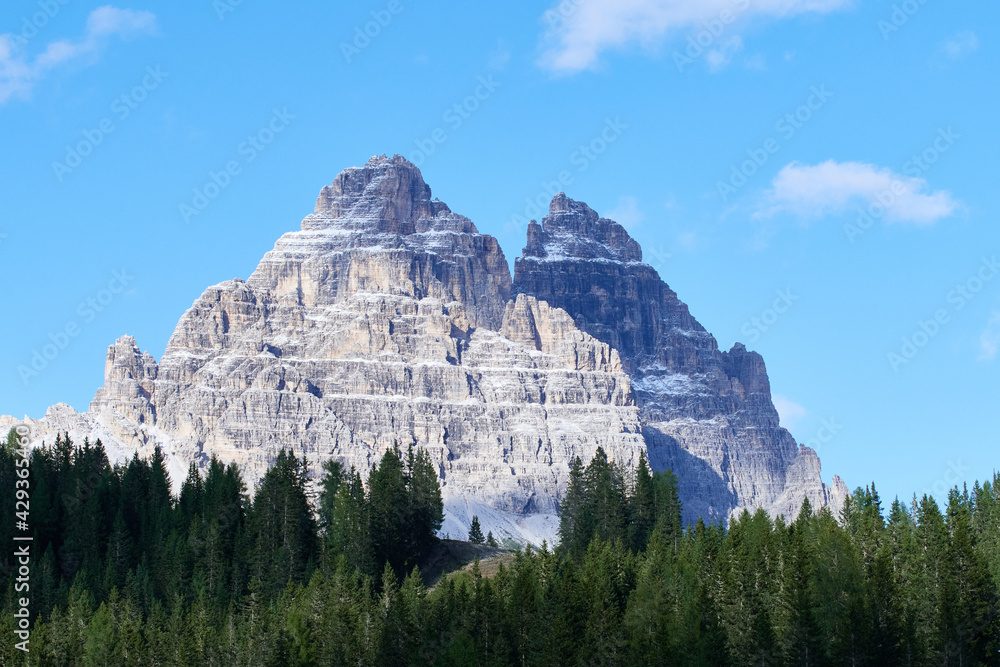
468,515 -> 485,544
406,445 -> 445,555
3,432 -> 999,666
247,449 -> 318,598
369,445 -> 418,573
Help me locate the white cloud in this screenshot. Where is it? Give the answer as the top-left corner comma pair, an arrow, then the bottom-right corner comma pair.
773,394 -> 807,430
604,195 -> 645,229
759,160 -> 958,225
0,6 -> 156,104
978,313 -> 1000,362
706,36 -> 743,71
940,30 -> 978,61
538,0 -> 851,73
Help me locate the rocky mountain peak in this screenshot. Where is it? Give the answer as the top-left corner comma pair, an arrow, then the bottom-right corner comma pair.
309,154 -> 466,235
522,193 -> 642,263
514,193 -> 843,522
8,160 -> 844,545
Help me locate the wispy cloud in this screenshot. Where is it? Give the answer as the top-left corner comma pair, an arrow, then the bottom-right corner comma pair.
939,30 -> 979,61
707,36 -> 743,72
758,160 -> 958,225
978,313 -> 1000,362
0,6 -> 156,104
537,0 -> 852,74
604,195 -> 644,229
773,394 -> 807,430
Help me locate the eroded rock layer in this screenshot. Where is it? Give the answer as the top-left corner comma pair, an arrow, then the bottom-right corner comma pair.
6,155 -> 844,543
513,194 -> 845,523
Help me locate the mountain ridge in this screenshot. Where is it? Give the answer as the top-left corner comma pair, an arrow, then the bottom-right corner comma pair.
2,154 -> 846,543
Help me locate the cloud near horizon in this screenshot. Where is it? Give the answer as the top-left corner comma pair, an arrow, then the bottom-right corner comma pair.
773,394 -> 807,431
537,0 -> 852,73
0,6 -> 156,104
758,160 -> 959,225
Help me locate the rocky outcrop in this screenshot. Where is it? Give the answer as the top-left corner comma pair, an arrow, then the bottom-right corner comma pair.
5,155 -> 844,543
513,194 -> 846,523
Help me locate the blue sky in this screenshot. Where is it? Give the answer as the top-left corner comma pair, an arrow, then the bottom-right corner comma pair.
1,0 -> 997,508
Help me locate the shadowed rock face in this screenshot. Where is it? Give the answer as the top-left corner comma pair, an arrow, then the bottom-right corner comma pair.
513,194 -> 846,523
6,155 -> 844,544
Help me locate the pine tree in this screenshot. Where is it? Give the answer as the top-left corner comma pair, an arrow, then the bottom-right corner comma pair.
247,449 -> 318,598
468,516 -> 485,544
942,486 -> 995,664
368,446 -> 410,573
628,452 -> 656,553
406,446 -> 444,559
558,456 -> 590,560
585,447 -> 628,546
651,469 -> 683,552
486,531 -> 498,548
326,467 -> 374,575
317,459 -> 344,533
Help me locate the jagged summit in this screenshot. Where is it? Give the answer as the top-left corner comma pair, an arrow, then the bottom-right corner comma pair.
5,157 -> 844,543
247,154 -> 510,328
523,193 -> 642,264
514,191 -> 846,522
308,154 -> 467,235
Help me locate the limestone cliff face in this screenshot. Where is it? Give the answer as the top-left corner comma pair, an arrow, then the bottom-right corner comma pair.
513,194 -> 845,523
6,156 -> 844,543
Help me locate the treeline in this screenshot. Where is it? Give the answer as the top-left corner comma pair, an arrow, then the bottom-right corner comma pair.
0,431 -> 443,662
2,435 -> 999,666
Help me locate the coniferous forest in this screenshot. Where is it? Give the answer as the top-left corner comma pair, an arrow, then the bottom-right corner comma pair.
2,430 -> 999,666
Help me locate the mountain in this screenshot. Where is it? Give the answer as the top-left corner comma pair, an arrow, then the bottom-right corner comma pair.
3,155 -> 845,543
513,193 -> 846,523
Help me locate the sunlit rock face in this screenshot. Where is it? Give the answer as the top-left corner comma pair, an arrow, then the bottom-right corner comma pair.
8,155 -> 844,544
512,193 -> 846,524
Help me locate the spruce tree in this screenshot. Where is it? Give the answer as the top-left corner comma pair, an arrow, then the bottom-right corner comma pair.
468,516 -> 485,544
558,456 -> 589,560
584,447 -> 627,546
247,449 -> 318,598
628,452 -> 656,553
368,445 -> 410,573
406,446 -> 444,558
